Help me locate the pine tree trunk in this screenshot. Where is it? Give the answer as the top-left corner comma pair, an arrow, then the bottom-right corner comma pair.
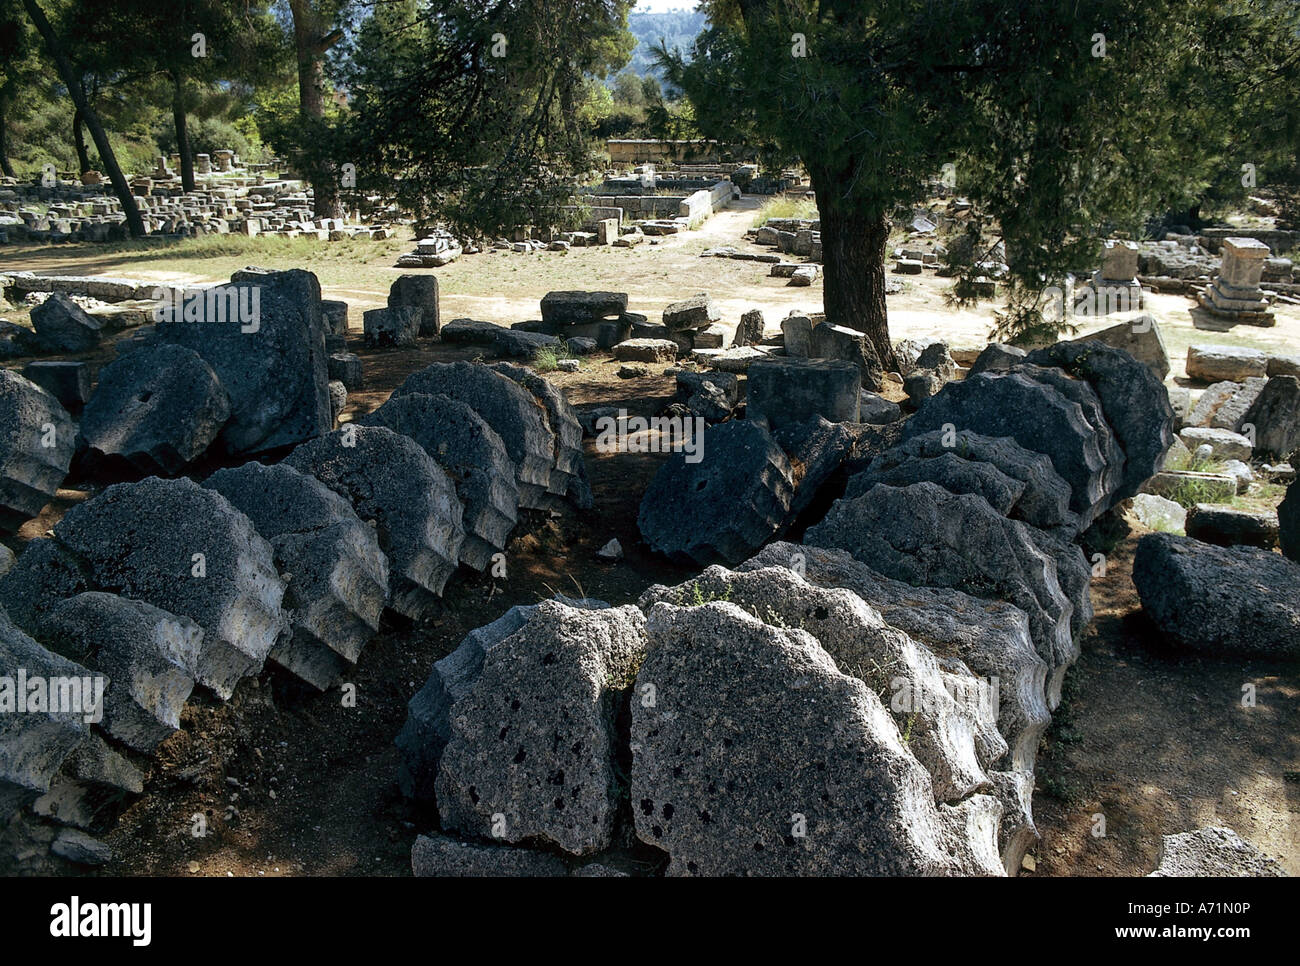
72,106 -> 90,173
172,73 -> 195,192
812,170 -> 898,372
23,0 -> 144,236
288,0 -> 342,220
0,105 -> 14,178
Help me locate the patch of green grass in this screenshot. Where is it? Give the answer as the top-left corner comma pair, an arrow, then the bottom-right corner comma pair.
751,196 -> 819,228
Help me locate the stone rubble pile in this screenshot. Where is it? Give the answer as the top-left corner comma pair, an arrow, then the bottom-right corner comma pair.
397,336 -> 1178,876
0,352 -> 591,870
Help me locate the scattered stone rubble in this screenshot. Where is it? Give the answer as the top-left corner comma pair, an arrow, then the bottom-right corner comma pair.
396,336 -> 1182,877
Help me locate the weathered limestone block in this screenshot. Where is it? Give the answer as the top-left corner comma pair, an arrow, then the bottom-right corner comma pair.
810,323 -> 885,391
359,394 -> 515,572
662,293 -> 720,331
807,482 -> 1078,707
747,357 -> 861,428
40,593 -> 201,752
435,601 -> 647,856
1077,316 -> 1170,381
1132,533 -> 1300,658
0,370 -> 76,534
1242,375 -> 1300,460
286,426 -> 465,618
391,362 -> 557,509
30,294 -> 103,352
540,291 -> 627,325
1186,344 -> 1268,383
1185,504 -> 1279,550
388,275 -> 440,336
631,601 -> 1005,876
50,477 -> 288,699
204,462 -> 389,689
151,268 -> 332,457
77,343 -> 230,475
637,420 -> 794,565
363,306 -> 420,348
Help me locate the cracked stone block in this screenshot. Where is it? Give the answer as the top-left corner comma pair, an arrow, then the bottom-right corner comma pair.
77,343 -> 230,476
0,370 -> 75,534
638,420 -> 794,565
286,426 -> 466,618
204,462 -> 389,689
359,394 -> 514,572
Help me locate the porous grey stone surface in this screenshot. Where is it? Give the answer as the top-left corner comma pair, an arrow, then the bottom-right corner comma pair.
1178,426 -> 1252,462
1208,377 -> 1267,432
810,323 -> 885,391
540,291 -> 627,326
359,393 -> 515,571
904,371 -> 1112,530
733,308 -> 764,347
286,426 -> 465,618
769,416 -> 857,524
807,482 -> 1078,707
848,451 -> 1026,519
637,419 -> 794,565
411,832 -> 567,877
1010,361 -> 1126,504
0,610 -> 103,816
1186,344 -> 1268,383
662,293 -> 719,331
747,357 -> 861,428
638,565 -> 1005,803
30,294 -> 103,352
204,462 -> 389,689
320,299 -> 349,336
149,268 -> 333,457
363,306 -> 421,347
0,538 -> 91,634
742,542 -> 1050,776
391,362 -> 557,509
1076,316 -> 1170,381
394,595 -> 612,802
1185,504 -> 1279,550
489,362 -> 593,510
50,477 -> 288,699
40,592 -> 201,752
0,369 -> 76,534
1242,374 -> 1300,460
21,361 -> 90,411
612,338 -> 677,363
630,601 -> 1005,876
1132,533 -> 1300,658
77,343 -> 230,475
388,275 -> 440,336
1026,340 -> 1175,501
851,430 -> 1079,537
1148,827 -> 1286,877
967,343 -> 1026,375
434,601 -> 646,856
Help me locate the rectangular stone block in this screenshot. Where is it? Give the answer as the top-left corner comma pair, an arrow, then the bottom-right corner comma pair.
746,357 -> 860,429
